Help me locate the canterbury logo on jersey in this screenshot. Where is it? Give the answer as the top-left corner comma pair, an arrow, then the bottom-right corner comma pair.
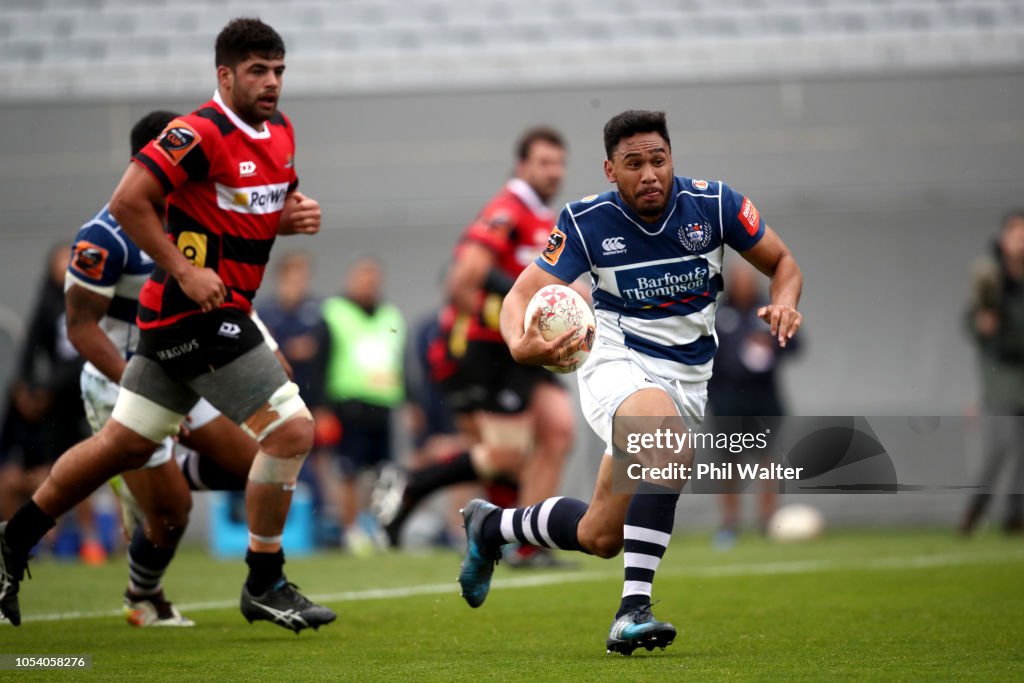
601,236 -> 627,255
215,182 -> 290,215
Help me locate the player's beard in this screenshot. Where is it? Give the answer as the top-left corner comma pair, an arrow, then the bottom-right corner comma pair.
235,90 -> 277,126
535,184 -> 557,205
527,174 -> 561,206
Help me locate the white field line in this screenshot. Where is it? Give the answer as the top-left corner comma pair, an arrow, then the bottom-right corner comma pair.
13,549 -> 1024,624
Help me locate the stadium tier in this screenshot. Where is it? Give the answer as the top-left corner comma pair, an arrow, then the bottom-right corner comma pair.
1,0 -> 1023,100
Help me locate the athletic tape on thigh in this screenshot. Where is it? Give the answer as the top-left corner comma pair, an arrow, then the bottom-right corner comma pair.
111,388 -> 185,443
248,449 -> 306,487
241,381 -> 311,442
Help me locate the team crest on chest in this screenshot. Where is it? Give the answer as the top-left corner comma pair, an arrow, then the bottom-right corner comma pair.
678,221 -> 712,251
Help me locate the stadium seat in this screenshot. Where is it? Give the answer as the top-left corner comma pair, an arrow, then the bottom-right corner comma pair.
0,0 -> 1022,98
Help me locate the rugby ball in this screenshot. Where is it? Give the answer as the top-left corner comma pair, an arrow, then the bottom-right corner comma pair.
767,504 -> 825,543
524,284 -> 596,374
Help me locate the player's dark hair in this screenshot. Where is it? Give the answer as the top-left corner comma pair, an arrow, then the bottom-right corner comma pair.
130,110 -> 180,156
516,126 -> 566,162
215,17 -> 285,69
603,110 -> 671,159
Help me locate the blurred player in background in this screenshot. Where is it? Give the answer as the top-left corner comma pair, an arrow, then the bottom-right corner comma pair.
458,110 -> 803,655
257,251 -> 325,528
376,128 -> 577,566
384,311 -> 471,548
311,256 -> 405,554
0,18 -> 334,632
257,251 -> 323,399
960,210 -> 1024,535
0,244 -> 104,565
707,260 -> 801,548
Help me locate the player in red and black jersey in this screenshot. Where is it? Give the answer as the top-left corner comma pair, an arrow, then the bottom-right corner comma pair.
0,18 -> 333,632
131,84 -> 299,329
376,129 -> 579,565
439,150 -> 564,350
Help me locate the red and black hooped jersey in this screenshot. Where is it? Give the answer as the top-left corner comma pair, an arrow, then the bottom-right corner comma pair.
132,92 -> 298,329
457,179 -> 556,283
440,179 -> 556,350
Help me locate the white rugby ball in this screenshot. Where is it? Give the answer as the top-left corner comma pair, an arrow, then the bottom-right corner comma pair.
767,504 -> 825,543
524,284 -> 596,374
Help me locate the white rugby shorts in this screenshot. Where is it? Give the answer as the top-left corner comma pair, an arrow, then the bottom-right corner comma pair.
577,338 -> 708,455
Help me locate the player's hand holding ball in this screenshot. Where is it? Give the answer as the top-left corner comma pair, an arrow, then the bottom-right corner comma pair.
514,284 -> 596,374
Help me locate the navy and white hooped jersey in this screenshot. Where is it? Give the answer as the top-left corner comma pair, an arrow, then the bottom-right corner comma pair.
535,176 -> 765,382
65,204 -> 154,362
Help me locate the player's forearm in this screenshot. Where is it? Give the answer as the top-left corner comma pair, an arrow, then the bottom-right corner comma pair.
67,321 -> 126,383
768,252 -> 802,309
447,242 -> 494,314
499,285 -> 530,347
66,284 -> 124,381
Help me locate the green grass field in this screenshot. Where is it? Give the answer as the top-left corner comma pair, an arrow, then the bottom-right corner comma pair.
3,529 -> 1023,681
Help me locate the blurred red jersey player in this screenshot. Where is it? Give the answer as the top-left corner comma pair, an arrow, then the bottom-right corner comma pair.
377,128 -> 579,565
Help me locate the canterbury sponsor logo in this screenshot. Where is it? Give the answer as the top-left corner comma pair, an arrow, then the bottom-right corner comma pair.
601,236 -> 626,255
215,182 -> 290,215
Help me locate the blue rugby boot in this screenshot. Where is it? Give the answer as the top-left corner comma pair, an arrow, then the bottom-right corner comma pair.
457,499 -> 502,608
605,603 -> 677,655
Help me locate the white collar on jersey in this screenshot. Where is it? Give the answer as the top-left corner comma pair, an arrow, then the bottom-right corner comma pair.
506,178 -> 552,218
213,90 -> 272,140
